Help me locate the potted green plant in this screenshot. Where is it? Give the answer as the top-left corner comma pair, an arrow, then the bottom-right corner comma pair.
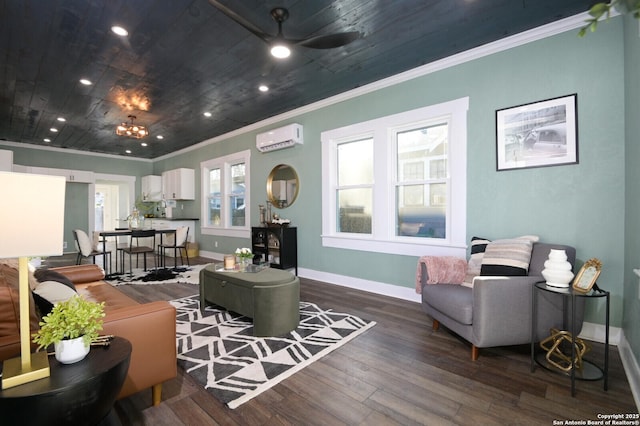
32,295 -> 106,364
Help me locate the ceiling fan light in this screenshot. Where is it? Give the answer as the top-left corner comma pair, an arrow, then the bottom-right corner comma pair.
270,44 -> 290,58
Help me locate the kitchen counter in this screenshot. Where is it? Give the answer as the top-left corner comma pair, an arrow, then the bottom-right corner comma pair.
144,217 -> 199,221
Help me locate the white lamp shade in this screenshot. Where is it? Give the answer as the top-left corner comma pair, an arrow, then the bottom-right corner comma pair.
0,172 -> 66,258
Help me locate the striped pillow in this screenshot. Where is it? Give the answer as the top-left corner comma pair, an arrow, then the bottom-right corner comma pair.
463,237 -> 491,287
480,238 -> 533,276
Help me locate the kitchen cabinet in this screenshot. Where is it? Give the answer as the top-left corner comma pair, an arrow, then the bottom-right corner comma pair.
141,175 -> 162,202
145,219 -> 197,243
162,168 -> 194,200
251,226 -> 297,275
22,166 -> 93,183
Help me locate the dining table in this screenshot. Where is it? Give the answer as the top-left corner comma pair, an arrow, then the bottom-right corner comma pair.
99,228 -> 177,277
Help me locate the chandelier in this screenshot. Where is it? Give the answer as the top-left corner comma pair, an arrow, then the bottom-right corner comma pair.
116,115 -> 149,139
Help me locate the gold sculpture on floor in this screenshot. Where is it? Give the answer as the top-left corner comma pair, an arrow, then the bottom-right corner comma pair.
540,328 -> 591,372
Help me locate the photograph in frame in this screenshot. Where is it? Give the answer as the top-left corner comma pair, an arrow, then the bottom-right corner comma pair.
572,258 -> 602,293
496,94 -> 578,171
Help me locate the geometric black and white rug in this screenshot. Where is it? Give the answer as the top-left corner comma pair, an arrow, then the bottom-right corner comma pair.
169,295 -> 376,409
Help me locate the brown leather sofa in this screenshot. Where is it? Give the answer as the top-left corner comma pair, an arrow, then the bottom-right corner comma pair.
0,262 -> 176,406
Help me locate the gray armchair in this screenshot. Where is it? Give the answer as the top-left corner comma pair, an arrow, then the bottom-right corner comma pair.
420,242 -> 583,360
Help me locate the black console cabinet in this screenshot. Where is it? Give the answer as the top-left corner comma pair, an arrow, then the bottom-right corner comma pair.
252,226 -> 297,275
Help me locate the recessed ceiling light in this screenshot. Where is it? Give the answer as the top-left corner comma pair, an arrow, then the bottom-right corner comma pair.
50,127 -> 58,132
203,112 -> 212,118
259,85 -> 269,92
156,135 -> 164,140
125,149 -> 132,154
141,142 -> 147,147
43,138 -> 51,142
111,26 -> 128,36
79,78 -> 92,85
57,117 -> 66,122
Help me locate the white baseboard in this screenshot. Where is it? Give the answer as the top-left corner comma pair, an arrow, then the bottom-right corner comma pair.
579,321 -> 622,346
618,332 -> 640,412
298,267 -> 422,303
199,250 -> 222,261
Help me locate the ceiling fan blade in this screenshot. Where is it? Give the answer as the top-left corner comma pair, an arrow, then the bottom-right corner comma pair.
208,0 -> 273,43
297,31 -> 361,49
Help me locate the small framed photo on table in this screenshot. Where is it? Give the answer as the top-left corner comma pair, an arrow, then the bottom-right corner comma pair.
572,258 -> 602,293
496,94 -> 578,171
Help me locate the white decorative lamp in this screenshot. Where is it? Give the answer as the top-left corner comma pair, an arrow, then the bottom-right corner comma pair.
0,172 -> 66,388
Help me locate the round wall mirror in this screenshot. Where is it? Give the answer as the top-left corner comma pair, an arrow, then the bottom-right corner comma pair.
266,164 -> 299,208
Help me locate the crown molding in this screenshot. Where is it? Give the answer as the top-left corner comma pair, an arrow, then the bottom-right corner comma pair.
0,140 -> 152,162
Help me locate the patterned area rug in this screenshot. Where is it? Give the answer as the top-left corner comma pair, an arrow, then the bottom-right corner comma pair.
107,264 -> 207,285
170,295 -> 376,409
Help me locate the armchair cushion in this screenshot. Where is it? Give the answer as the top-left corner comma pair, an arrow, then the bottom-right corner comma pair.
422,284 -> 473,325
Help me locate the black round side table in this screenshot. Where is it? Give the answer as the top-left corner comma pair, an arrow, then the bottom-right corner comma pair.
0,336 -> 132,426
530,282 -> 609,397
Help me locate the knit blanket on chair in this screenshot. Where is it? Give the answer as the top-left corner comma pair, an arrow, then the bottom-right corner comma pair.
415,256 -> 467,294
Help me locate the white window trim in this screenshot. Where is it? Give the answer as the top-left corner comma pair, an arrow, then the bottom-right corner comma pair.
200,149 -> 251,239
321,97 -> 468,257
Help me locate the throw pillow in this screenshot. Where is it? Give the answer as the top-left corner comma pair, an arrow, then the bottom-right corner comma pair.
34,268 -> 76,291
462,237 -> 491,287
480,238 -> 534,276
32,280 -> 78,315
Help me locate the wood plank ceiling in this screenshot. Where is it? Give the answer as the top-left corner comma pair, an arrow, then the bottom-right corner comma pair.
0,0 -> 594,159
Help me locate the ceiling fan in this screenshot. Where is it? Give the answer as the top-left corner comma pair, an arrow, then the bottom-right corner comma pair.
208,1 -> 361,58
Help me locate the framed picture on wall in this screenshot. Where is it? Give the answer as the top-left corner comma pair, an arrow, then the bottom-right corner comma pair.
496,94 -> 578,171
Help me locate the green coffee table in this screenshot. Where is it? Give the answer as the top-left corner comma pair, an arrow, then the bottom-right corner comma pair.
199,264 -> 300,336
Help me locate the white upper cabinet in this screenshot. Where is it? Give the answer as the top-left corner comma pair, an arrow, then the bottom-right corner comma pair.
26,166 -> 94,183
141,175 -> 162,202
162,168 -> 195,200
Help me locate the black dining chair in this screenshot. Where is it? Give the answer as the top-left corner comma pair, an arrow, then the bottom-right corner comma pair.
157,226 -> 190,269
120,229 -> 156,277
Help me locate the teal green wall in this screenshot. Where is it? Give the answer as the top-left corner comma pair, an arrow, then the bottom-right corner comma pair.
623,14 -> 640,365
0,144 -> 152,251
0,21 -> 630,331
161,23 -> 626,327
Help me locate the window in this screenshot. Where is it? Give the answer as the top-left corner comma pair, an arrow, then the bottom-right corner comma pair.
337,138 -> 373,234
201,150 -> 251,238
321,97 -> 468,257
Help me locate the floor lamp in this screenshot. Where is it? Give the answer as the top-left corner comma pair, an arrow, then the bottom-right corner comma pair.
0,171 -> 66,389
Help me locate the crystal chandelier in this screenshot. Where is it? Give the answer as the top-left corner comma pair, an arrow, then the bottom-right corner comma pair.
116,115 -> 149,139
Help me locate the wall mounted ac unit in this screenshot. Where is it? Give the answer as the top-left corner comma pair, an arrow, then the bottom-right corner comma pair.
256,123 -> 303,152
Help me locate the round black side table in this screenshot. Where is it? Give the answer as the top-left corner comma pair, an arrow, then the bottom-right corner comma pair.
530,282 -> 609,397
0,336 -> 132,426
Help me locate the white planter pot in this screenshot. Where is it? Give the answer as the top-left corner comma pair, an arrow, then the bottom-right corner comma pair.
54,336 -> 90,364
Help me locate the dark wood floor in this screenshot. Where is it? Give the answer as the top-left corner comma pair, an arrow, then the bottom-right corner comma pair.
47,255 -> 638,425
